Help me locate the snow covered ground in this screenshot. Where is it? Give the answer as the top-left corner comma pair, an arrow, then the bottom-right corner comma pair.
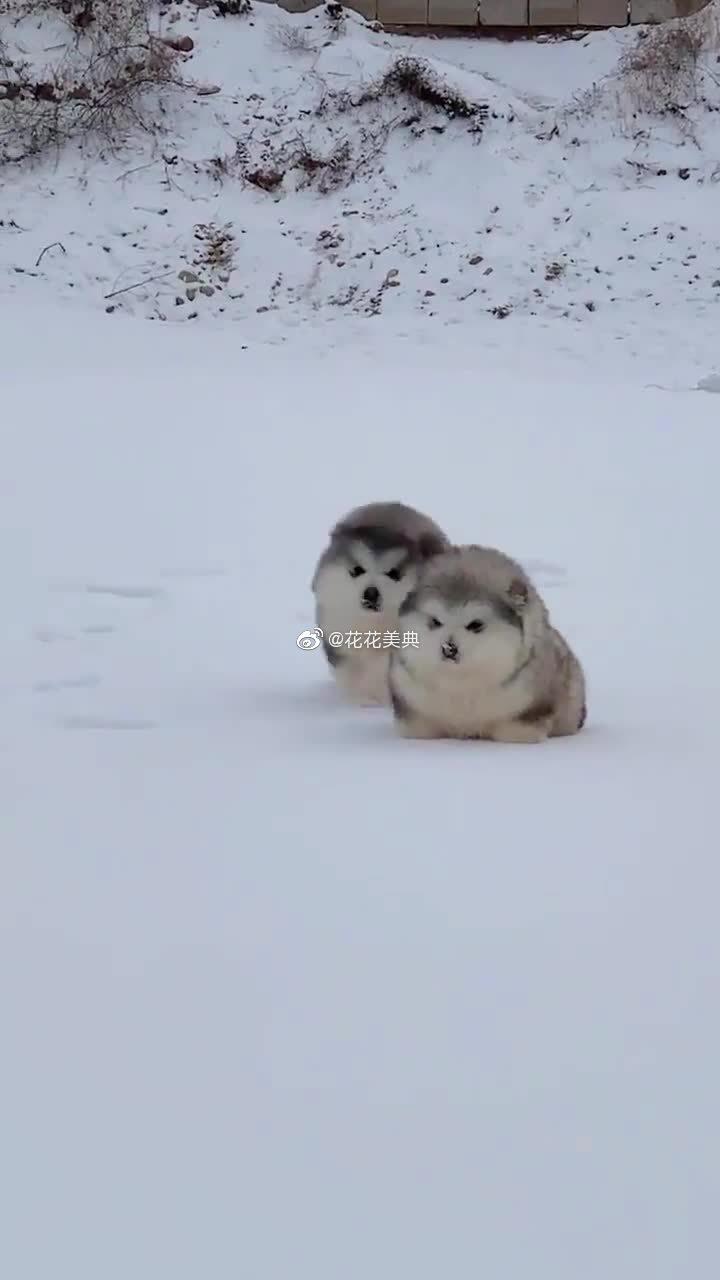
3,299 -> 720,1279
3,4 -> 720,1278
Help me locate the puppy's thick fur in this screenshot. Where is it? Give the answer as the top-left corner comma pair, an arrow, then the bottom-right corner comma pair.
312,501 -> 450,706
389,545 -> 586,742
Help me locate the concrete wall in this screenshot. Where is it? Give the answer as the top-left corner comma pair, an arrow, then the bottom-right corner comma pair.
271,0 -> 711,26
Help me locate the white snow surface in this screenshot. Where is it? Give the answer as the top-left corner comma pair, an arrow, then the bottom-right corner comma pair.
3,4 -> 720,1278
3,298 -> 720,1279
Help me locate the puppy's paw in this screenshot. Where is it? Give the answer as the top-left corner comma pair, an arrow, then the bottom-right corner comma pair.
395,716 -> 444,740
354,692 -> 388,709
489,718 -> 550,745
336,665 -> 389,708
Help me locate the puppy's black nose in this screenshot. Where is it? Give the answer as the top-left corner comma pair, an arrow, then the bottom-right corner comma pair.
362,585 -> 380,608
441,638 -> 458,661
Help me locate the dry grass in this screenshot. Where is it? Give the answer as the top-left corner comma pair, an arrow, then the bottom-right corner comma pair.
213,0 -> 253,15
270,17 -> 319,55
559,2 -> 720,135
618,22 -> 706,115
0,1 -> 190,163
368,56 -> 486,122
328,55 -> 489,126
240,133 -> 359,195
205,52 -> 488,199
192,221 -> 236,273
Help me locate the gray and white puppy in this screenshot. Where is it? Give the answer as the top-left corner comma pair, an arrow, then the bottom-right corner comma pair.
389,544 -> 586,742
312,501 -> 450,706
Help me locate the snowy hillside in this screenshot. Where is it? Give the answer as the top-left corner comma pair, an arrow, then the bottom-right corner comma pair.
3,5 -> 720,1280
2,0 -> 720,369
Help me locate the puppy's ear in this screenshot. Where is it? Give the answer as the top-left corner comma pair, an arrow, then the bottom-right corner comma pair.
399,589 -> 419,617
508,577 -> 529,609
417,532 -> 446,561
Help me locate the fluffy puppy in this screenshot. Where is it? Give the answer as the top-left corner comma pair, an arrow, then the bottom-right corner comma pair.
312,501 -> 450,706
389,544 -> 586,742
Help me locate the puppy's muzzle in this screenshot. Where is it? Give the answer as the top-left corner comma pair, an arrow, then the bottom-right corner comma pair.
362,585 -> 381,611
441,638 -> 459,662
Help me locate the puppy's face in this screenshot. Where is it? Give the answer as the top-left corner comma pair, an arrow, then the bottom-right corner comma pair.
314,536 -> 421,630
400,587 -> 526,685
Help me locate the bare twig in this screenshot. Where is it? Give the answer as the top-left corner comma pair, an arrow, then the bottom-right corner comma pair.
104,270 -> 173,299
115,159 -> 157,183
1,3 -> 189,166
35,240 -> 66,266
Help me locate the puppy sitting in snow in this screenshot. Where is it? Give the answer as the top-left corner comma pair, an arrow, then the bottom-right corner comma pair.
388,545 -> 586,743
311,501 -> 450,707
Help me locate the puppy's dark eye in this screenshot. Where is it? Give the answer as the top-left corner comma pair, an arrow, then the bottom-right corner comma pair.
427,616 -> 443,630
349,565 -> 365,579
466,619 -> 485,634
386,567 -> 403,583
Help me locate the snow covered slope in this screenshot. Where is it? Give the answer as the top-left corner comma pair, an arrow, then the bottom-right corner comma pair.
2,1 -> 720,371
2,300 -> 720,1280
